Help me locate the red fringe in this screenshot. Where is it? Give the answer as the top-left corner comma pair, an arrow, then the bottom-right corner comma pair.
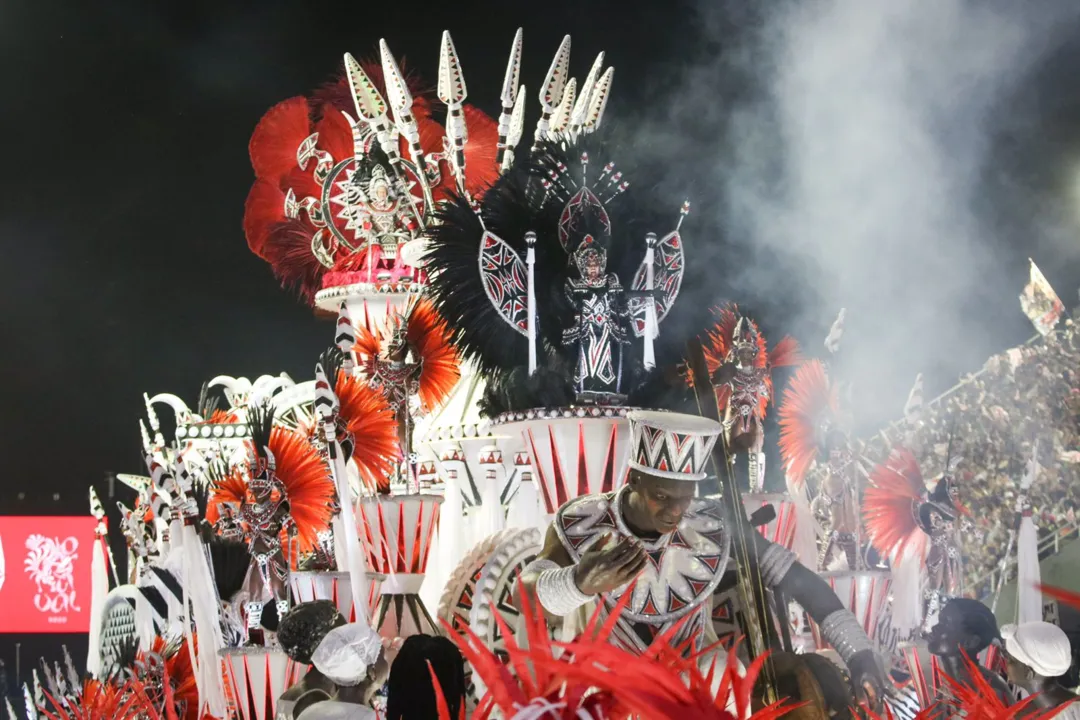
249,97 -> 312,180
863,447 -> 927,564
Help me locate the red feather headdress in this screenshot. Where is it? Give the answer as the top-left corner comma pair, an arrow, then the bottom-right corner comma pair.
354,298 -> 461,412
863,447 -> 928,566
264,426 -> 335,554
242,57 -> 500,305
697,303 -> 802,418
777,359 -> 840,488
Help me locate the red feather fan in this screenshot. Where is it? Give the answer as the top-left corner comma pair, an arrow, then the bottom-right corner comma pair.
777,359 -> 839,488
334,370 -> 399,490
863,447 -> 928,566
205,467 -> 247,528
354,299 -> 461,412
248,96 -> 312,180
267,427 -> 335,554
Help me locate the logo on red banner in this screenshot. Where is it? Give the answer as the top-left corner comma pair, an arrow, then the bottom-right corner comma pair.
0,517 -> 97,633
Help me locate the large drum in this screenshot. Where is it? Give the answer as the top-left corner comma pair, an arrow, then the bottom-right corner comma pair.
357,494 -> 443,639
289,570 -> 386,623
492,407 -> 635,513
220,647 -> 303,720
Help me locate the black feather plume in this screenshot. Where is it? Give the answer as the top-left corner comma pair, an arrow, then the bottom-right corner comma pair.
319,346 -> 344,384
207,534 -> 252,602
247,403 -> 275,459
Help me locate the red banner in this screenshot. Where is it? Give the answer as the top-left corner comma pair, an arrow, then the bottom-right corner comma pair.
0,516 -> 97,633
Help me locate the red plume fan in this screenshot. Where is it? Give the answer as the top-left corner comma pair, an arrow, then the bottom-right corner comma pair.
205,468 -> 247,527
334,371 -> 399,490
441,588 -> 801,720
863,447 -> 928,565
267,426 -> 336,554
249,96 -> 312,181
243,180 -> 288,260
778,359 -> 838,488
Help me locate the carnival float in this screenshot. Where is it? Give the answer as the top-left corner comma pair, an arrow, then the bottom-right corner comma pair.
25,26 -> 1079,720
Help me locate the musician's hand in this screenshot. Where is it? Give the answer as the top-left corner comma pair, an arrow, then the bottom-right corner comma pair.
573,533 -> 648,596
848,649 -> 888,714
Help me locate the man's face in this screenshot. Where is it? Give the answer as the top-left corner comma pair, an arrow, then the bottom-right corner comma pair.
926,604 -> 977,657
1004,652 -> 1029,685
629,472 -> 696,534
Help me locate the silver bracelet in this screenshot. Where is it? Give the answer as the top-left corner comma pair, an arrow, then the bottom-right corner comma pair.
759,542 -> 797,587
819,608 -> 874,665
534,563 -> 592,616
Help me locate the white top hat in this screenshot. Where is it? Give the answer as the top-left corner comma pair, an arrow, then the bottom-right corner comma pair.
627,410 -> 722,481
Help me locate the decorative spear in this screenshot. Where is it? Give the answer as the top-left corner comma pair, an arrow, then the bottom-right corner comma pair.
380,40 -> 435,212
438,31 -> 469,195
568,52 -> 604,136
532,35 -> 572,150
496,28 -> 523,171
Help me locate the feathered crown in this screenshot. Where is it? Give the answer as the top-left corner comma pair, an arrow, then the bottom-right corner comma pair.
243,32 -> 517,306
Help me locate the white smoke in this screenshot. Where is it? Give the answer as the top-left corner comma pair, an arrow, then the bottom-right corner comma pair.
659,0 -> 1080,427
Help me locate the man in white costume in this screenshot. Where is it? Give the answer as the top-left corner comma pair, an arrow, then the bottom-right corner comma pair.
519,410 -> 887,708
1003,620 -> 1079,718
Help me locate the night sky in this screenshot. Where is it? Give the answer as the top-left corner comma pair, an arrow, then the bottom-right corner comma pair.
2,0 -> 1080,690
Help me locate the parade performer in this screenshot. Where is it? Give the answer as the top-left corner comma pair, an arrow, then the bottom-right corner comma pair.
701,304 -> 801,492
277,601 -> 349,720
778,359 -> 861,571
427,126 -> 687,412
293,622 -> 390,720
208,406 -> 336,645
1002,621 -> 1080,718
351,297 -> 460,489
923,598 -> 1013,711
517,409 -> 888,708
863,446 -> 966,633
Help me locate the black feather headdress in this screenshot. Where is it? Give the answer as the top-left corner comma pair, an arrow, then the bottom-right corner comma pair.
427,128 -> 698,414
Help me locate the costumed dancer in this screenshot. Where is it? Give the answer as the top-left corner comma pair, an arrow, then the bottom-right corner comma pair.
1002,621 -> 1080,718
427,129 -> 685,413
923,598 -> 1014,712
209,406 -> 336,645
292,622 -> 390,720
863,446 -> 967,636
352,296 -> 460,491
700,304 -> 801,493
778,358 -> 862,571
517,410 -> 889,710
